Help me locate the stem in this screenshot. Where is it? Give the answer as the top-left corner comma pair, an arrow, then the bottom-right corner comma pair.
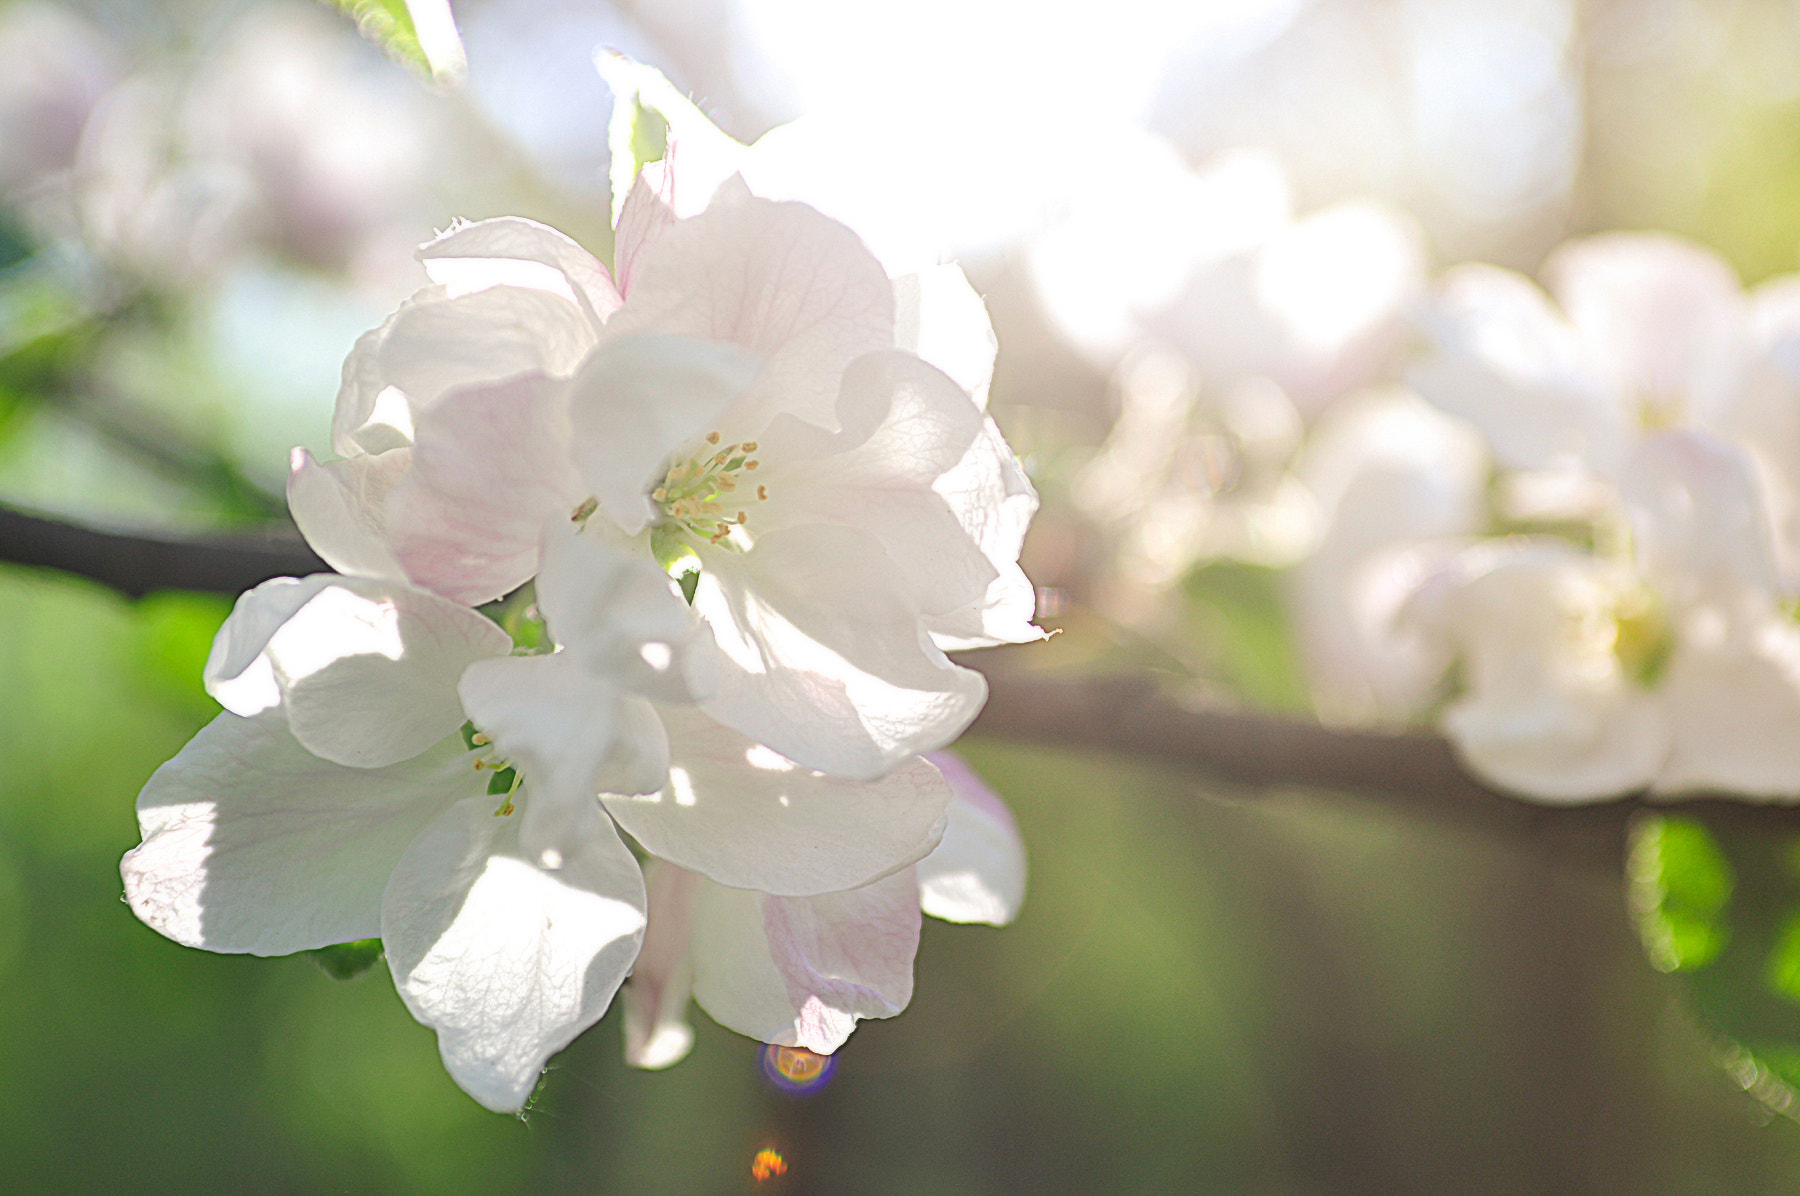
8,503 -> 1798,869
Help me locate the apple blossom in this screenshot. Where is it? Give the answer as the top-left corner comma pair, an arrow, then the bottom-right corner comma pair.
123,552 -> 963,1109
620,750 -> 1025,1070
288,59 -> 1040,781
1405,430 -> 1800,802
1409,232 -> 1800,581
122,571 -> 649,1112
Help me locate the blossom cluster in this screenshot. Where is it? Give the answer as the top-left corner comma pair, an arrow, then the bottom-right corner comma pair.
1397,234 -> 1800,802
120,59 -> 1037,1111
1019,128 -> 1800,805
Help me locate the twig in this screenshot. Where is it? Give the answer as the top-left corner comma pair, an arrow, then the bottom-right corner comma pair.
6,502 -> 1795,871
0,502 -> 323,599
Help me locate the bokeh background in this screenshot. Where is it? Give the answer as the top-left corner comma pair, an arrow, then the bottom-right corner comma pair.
7,0 -> 1800,1190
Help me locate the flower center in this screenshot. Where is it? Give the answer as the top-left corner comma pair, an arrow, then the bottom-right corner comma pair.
461,722 -> 522,816
652,431 -> 766,545
1612,591 -> 1674,689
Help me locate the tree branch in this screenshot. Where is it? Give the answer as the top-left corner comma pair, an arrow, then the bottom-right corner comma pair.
0,501 -> 323,599
6,501 -> 1792,872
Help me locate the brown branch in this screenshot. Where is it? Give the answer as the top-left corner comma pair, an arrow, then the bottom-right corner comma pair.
0,502 -> 324,599
5,502 -> 1796,872
967,653 -> 1800,873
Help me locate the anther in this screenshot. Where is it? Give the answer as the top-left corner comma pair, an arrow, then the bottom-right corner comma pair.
706,431 -> 721,445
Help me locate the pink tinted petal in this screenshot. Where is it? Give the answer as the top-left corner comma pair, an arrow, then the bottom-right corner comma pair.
621,858 -> 702,1070
286,446 -> 409,581
334,284 -> 597,456
603,706 -> 950,896
688,867 -> 920,1055
382,797 -> 646,1113
385,372 -> 587,605
917,752 -> 1027,926
609,188 -> 895,433
123,708 -> 479,955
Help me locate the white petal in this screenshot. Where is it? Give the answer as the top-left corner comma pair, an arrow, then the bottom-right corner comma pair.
1547,232 -> 1751,429
534,526 -> 711,703
1622,431 -> 1780,602
384,372 -> 588,605
459,653 -> 670,865
607,189 -> 895,434
564,334 -> 761,536
286,446 -> 410,582
892,264 -> 997,409
336,284 -> 598,457
754,351 -> 1018,631
688,867 -> 920,1055
123,708 -> 477,955
457,655 -> 669,868
418,216 -> 622,324
1658,620 -> 1800,799
1408,262 -> 1619,474
695,524 -> 989,778
597,51 -> 748,227
604,706 -> 950,897
917,752 -> 1027,926
206,573 -> 511,768
382,798 -> 647,1113
620,858 -> 701,1070
926,415 -> 1044,648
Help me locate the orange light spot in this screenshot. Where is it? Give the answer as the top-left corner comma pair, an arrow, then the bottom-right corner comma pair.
751,1148 -> 787,1181
770,1046 -> 827,1083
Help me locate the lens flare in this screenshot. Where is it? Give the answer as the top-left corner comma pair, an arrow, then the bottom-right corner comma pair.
751,1148 -> 787,1181
760,1043 -> 835,1093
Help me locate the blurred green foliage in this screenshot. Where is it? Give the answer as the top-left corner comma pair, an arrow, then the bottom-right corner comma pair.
2,563 -> 1799,1191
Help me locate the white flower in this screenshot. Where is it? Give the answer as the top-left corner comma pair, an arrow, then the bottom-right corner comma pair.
289,60 -> 1040,781
123,559 -> 961,1107
1407,430 -> 1800,802
1409,233 -> 1800,580
619,750 -> 1025,1069
1287,387 -> 1488,724
123,572 -> 648,1112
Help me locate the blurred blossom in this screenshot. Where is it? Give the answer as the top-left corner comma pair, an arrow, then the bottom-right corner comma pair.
1151,0 -> 1580,260
74,74 -> 261,288
1410,232 -> 1800,585
1043,144 -> 1423,626
1030,142 -> 1424,406
74,4 -> 441,286
1073,347 -> 1315,604
1287,387 -> 1488,724
0,1 -> 116,200
1407,432 -> 1800,802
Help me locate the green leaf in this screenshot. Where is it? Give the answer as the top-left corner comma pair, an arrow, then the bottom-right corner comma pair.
322,0 -> 464,84
1628,814 -> 1733,973
1627,810 -> 1800,1121
308,939 -> 385,980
